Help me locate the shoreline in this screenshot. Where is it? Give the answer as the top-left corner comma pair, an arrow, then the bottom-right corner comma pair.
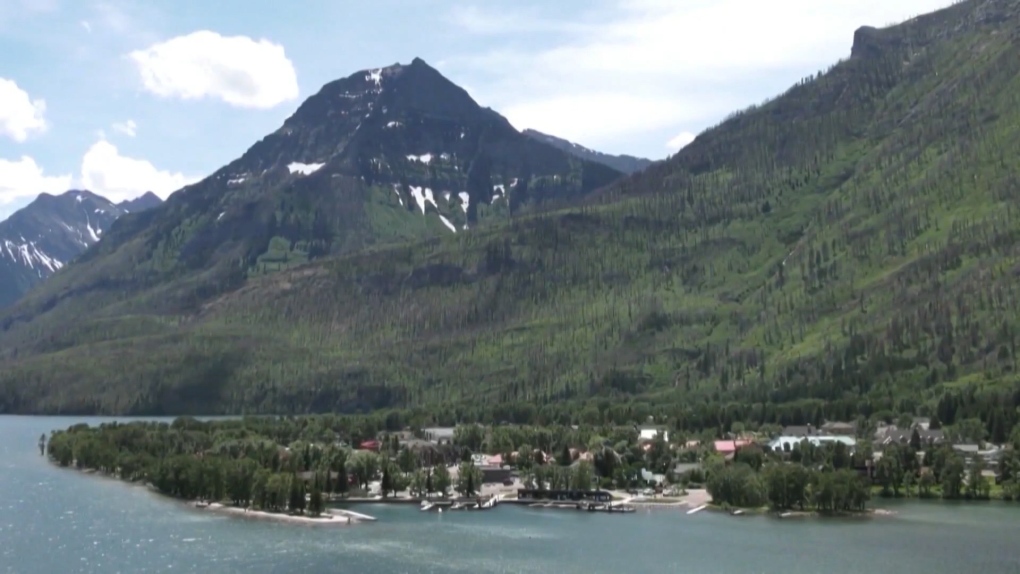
45,460 -> 907,524
49,460 -> 373,526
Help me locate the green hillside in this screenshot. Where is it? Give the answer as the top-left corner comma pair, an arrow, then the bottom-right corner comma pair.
2,0 -> 1019,434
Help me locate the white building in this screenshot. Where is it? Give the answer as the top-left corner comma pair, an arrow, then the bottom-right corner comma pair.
768,435 -> 856,452
639,425 -> 669,443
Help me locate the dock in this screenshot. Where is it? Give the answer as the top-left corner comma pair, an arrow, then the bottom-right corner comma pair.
330,508 -> 377,522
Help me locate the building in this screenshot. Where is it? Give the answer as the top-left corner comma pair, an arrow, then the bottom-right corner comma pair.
768,435 -> 856,452
479,466 -> 513,484
952,444 -> 1004,464
638,425 -> 669,443
423,427 -> 456,445
821,421 -> 856,436
874,426 -> 945,446
714,440 -> 753,456
781,425 -> 819,437
640,468 -> 666,485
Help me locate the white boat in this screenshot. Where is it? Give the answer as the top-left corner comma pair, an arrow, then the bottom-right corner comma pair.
420,501 -> 435,511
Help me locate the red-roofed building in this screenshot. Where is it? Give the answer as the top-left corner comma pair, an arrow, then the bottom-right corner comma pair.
713,440 -> 752,456
359,440 -> 381,452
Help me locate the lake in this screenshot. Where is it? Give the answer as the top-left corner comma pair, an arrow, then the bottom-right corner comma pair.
2,416 -> 1019,574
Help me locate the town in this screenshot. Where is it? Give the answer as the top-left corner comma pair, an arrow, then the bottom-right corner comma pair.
45,413 -> 1020,523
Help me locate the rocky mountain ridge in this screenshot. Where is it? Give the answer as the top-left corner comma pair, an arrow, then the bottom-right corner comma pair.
0,190 -> 163,307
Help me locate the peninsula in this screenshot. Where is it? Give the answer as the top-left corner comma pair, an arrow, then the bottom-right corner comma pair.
45,414 -> 1020,522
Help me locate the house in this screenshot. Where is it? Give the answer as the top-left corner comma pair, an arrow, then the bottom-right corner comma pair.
875,427 -> 945,446
781,425 -> 819,437
479,466 -> 513,484
713,440 -> 753,456
768,435 -> 856,452
423,427 -> 456,445
952,444 -> 1003,464
640,468 -> 667,485
638,425 -> 670,443
358,440 -> 381,452
821,421 -> 856,436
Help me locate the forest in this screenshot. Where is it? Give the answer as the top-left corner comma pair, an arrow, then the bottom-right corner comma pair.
2,0 -> 1020,443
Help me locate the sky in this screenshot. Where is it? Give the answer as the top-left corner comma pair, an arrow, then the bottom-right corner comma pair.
0,0 -> 955,220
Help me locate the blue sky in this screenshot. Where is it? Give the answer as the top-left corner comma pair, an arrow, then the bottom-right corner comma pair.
0,0 -> 952,220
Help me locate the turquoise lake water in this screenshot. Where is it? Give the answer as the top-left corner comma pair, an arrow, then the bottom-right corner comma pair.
3,416 -> 1019,574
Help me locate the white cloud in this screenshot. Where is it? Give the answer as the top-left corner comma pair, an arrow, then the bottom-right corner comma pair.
80,139 -> 198,202
80,20 -> 92,33
112,119 -> 137,137
0,156 -> 72,216
0,78 -> 48,142
128,30 -> 299,109
449,0 -> 953,157
666,131 -> 695,152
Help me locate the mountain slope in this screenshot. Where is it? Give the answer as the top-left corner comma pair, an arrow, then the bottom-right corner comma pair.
523,129 -> 653,174
4,58 -> 622,321
0,191 -> 162,308
2,0 -> 1020,418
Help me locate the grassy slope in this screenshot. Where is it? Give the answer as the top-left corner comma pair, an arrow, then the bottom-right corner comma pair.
2,0 -> 1020,416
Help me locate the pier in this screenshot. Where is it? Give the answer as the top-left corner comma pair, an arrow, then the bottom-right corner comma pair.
330,508 -> 377,522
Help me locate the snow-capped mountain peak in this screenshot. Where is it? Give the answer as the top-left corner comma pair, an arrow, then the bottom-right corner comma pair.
0,190 -> 163,307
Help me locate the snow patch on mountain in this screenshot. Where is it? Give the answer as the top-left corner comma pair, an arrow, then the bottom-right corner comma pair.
439,214 -> 457,233
1,239 -> 64,275
367,68 -> 383,87
287,162 -> 326,175
409,186 -> 437,214
406,154 -> 433,165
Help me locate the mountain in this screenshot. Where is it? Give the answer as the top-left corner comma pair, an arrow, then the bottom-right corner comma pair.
523,129 -> 653,174
118,192 -> 163,213
0,190 -> 162,308
0,58 -> 621,320
2,0 -> 1020,421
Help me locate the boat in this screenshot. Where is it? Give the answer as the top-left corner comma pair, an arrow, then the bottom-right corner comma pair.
420,501 -> 435,512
